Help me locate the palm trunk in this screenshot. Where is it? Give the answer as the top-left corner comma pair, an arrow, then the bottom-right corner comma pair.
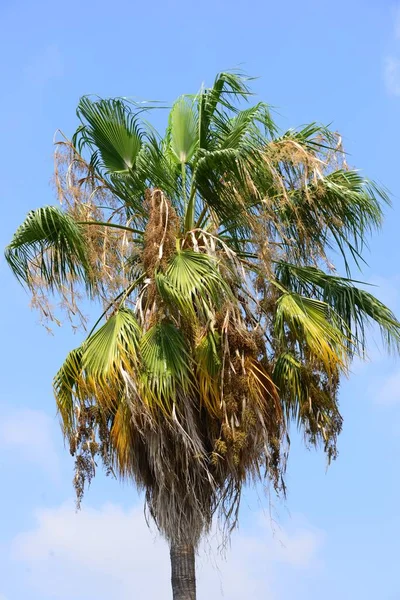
170,542 -> 196,600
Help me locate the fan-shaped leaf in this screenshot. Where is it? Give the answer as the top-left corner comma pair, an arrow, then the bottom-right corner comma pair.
194,330 -> 221,412
140,322 -> 191,409
273,352 -> 304,420
275,262 -> 400,353
76,97 -> 143,173
54,346 -> 84,433
83,308 -> 141,388
169,96 -> 198,165
275,292 -> 348,372
156,250 -> 231,319
5,206 -> 91,291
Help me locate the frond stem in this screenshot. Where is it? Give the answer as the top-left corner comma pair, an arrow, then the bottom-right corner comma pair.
87,274 -> 145,338
77,221 -> 144,235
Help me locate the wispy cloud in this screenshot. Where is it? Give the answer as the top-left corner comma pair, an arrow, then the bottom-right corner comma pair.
384,57 -> 400,96
12,502 -> 324,600
0,408 -> 60,481
384,6 -> 400,96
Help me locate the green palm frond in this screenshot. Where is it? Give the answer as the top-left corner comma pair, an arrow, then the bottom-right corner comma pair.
198,71 -> 253,149
83,308 -> 141,400
273,122 -> 338,152
156,250 -> 231,319
136,133 -> 179,198
276,170 -> 387,268
75,97 -> 143,174
140,321 -> 191,410
214,102 -> 274,150
5,206 -> 91,291
194,148 -> 257,227
323,171 -> 386,247
273,351 -> 304,420
275,262 -> 400,352
55,309 -> 142,427
168,96 -> 199,165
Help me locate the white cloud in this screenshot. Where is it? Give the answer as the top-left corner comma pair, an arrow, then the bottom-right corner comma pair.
384,57 -> 400,96
12,502 -> 323,600
383,6 -> 400,96
0,408 -> 60,480
376,370 -> 400,405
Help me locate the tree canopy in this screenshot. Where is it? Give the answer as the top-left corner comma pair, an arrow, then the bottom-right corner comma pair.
6,71 -> 399,548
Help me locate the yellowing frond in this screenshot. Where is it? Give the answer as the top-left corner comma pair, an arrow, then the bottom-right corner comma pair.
275,292 -> 349,374
111,400 -> 136,477
194,330 -> 222,415
82,308 -> 141,409
54,346 -> 84,434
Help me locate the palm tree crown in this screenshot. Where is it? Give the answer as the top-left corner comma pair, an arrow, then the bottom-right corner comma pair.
6,72 -> 400,550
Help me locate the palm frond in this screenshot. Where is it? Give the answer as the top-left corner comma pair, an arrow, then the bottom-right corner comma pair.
246,358 -> 281,412
194,329 -> 221,413
274,291 -> 348,373
273,122 -> 339,152
54,346 -> 84,433
273,352 -> 304,420
215,102 -> 275,150
140,321 -> 191,410
156,249 -> 231,319
75,97 -> 143,174
5,206 -> 91,291
168,96 -> 199,165
136,133 -> 180,199
273,351 -> 342,459
111,399 -> 137,476
275,170 -> 387,270
82,308 -> 141,406
198,71 -> 253,150
194,147 -> 258,227
275,262 -> 400,353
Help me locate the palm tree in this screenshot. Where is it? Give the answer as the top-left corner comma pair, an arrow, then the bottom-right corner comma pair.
5,72 -> 400,599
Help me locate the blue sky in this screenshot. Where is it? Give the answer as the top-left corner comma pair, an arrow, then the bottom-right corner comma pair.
1,0 -> 400,598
